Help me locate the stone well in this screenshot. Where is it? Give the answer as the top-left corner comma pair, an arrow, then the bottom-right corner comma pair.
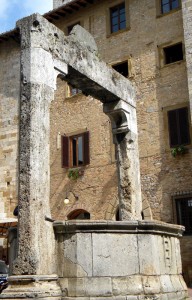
54,220 -> 189,300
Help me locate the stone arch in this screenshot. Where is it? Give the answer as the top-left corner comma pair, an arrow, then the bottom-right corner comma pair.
67,209 -> 90,220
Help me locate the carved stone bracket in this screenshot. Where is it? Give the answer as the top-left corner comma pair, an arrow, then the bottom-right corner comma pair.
104,100 -> 142,221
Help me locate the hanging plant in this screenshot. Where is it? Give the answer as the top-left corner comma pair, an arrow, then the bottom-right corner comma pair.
68,168 -> 84,180
171,145 -> 186,157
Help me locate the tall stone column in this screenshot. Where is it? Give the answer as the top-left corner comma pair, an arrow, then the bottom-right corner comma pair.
182,0 -> 192,122
104,100 -> 142,220
1,14 -> 66,299
12,16 -> 57,276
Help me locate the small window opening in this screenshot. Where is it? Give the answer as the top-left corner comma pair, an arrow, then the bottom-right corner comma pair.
112,61 -> 129,77
68,209 -> 90,220
67,22 -> 80,34
164,43 -> 183,65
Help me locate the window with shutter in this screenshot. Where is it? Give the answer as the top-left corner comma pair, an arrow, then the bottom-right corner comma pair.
167,107 -> 190,147
175,197 -> 192,235
61,132 -> 90,168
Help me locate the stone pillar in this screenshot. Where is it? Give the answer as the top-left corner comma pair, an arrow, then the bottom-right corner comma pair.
104,100 -> 142,220
12,15 -> 57,276
182,0 -> 192,122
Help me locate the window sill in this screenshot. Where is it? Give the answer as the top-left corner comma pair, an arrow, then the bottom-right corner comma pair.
160,59 -> 185,69
156,7 -> 181,18
107,26 -> 130,38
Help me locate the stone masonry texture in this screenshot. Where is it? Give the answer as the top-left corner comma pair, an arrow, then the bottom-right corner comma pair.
0,0 -> 192,287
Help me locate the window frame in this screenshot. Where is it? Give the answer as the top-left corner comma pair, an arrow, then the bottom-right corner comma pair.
158,41 -> 185,68
161,0 -> 180,14
156,0 -> 181,17
110,2 -> 126,34
106,0 -> 130,37
173,195 -> 192,235
163,42 -> 184,65
163,103 -> 192,151
112,60 -> 129,78
61,131 -> 90,168
167,106 -> 191,148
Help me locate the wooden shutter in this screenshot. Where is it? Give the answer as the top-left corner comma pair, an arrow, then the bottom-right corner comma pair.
61,135 -> 69,168
83,131 -> 90,165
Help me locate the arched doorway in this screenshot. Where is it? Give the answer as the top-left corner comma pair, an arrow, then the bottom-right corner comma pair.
67,209 -> 90,220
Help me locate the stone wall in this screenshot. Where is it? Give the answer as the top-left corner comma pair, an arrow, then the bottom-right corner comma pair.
50,0 -> 191,222
50,0 -> 192,284
0,40 -> 20,220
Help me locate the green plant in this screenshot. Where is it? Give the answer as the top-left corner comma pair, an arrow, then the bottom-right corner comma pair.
171,145 -> 186,157
68,168 -> 83,180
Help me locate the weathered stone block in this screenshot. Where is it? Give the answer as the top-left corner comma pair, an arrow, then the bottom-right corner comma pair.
68,278 -> 86,297
92,233 -> 139,276
63,233 -> 92,277
142,276 -> 161,294
85,277 -> 112,297
160,275 -> 174,293
112,276 -> 143,296
138,234 -> 161,275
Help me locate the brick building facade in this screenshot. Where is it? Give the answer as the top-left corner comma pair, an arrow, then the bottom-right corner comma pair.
0,0 -> 192,286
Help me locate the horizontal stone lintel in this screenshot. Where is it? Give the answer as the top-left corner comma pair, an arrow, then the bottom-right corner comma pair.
53,220 -> 184,237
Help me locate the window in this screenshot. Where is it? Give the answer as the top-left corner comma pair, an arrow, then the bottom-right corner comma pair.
161,0 -> 180,14
68,209 -> 90,220
175,197 -> 192,235
163,43 -> 183,65
67,22 -> 80,34
110,2 -> 126,33
167,107 -> 190,147
61,132 -> 90,168
112,61 -> 129,77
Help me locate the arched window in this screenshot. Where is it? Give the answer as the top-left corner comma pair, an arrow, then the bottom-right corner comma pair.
67,209 -> 90,220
